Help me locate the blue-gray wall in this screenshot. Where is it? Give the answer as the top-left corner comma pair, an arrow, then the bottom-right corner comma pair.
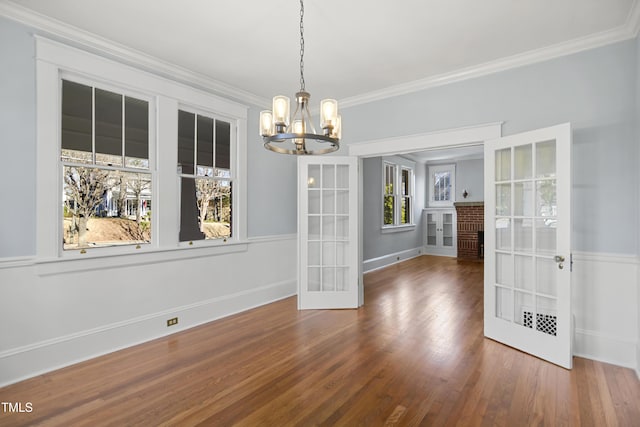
0,16 -> 297,259
345,39 -> 638,255
0,17 -> 36,258
1,14 -> 638,257
246,107 -> 297,238
453,159 -> 483,203
362,157 -> 425,261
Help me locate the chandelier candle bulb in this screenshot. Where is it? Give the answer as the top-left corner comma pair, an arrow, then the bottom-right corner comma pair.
272,96 -> 290,128
320,99 -> 338,129
293,119 -> 304,134
333,115 -> 342,139
260,110 -> 274,137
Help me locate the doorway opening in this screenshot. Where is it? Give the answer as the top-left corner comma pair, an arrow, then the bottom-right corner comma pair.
348,122 -> 501,300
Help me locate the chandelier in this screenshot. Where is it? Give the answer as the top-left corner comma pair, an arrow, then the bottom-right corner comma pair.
259,0 -> 341,155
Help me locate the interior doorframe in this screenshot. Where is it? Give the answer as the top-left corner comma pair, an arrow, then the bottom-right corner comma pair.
347,122 -> 503,306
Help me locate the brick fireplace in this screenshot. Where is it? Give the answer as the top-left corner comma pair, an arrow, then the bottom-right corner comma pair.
454,202 -> 484,260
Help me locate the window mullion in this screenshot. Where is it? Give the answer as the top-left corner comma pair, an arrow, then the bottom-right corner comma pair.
193,113 -> 198,177
91,87 -> 96,164
212,119 -> 216,175
121,95 -> 127,166
392,165 -> 396,225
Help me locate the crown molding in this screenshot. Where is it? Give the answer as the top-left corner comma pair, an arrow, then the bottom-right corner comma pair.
1,0 -> 637,111
340,2 -> 640,109
0,0 -> 270,108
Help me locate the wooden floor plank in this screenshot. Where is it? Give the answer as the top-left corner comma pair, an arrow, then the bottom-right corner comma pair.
0,255 -> 638,426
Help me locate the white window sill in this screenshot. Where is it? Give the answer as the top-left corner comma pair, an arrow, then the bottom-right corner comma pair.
35,240 -> 249,276
381,224 -> 416,234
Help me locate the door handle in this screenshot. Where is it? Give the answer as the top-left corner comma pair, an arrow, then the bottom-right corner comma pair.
555,255 -> 565,270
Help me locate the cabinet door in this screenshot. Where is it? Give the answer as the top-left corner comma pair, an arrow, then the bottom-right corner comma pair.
442,211 -> 454,248
426,212 -> 437,246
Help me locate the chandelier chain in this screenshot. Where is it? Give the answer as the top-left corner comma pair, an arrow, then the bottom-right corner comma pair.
299,0 -> 305,91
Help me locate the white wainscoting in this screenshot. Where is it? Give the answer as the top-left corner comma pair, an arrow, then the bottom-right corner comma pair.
363,247 -> 424,273
0,235 -> 297,387
571,252 -> 639,372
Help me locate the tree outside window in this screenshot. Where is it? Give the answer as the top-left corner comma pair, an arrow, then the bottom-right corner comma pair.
61,79 -> 152,250
383,160 -> 414,227
178,109 -> 233,242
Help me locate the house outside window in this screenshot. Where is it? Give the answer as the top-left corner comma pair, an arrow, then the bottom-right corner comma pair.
37,37 -> 248,262
383,157 -> 415,229
61,78 -> 153,251
428,164 -> 456,207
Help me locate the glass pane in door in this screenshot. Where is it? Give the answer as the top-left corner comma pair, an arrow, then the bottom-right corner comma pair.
442,213 -> 453,247
495,148 -> 511,181
426,213 -> 436,246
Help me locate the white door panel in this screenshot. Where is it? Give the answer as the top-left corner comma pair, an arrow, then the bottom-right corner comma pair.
298,156 -> 359,309
484,123 -> 572,369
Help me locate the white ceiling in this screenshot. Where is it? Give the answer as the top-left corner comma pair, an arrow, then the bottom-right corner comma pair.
3,0 -> 639,109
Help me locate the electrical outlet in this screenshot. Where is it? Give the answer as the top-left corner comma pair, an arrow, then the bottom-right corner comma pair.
167,317 -> 178,327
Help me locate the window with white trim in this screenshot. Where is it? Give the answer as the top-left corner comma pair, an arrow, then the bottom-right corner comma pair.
178,109 -> 234,242
36,37 -> 247,261
428,164 -> 456,207
61,78 -> 153,250
383,159 -> 414,228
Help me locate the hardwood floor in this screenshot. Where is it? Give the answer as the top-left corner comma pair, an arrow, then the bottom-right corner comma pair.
1,255 -> 639,426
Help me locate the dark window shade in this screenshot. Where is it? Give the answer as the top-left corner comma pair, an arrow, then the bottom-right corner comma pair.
178,110 -> 195,174
61,80 -> 92,153
197,115 -> 214,170
179,177 -> 206,242
95,88 -> 122,157
215,120 -> 231,170
125,97 -> 149,160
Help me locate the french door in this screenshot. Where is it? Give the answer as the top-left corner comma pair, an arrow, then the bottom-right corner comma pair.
484,123 -> 572,369
298,156 -> 359,309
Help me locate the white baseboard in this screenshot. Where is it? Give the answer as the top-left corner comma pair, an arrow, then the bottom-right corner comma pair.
0,279 -> 295,387
363,247 -> 423,273
574,328 -> 637,369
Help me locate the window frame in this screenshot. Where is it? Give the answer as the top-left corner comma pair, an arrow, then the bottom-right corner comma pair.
177,105 -> 238,246
428,164 -> 456,207
35,36 -> 248,264
59,74 -> 156,252
381,157 -> 415,231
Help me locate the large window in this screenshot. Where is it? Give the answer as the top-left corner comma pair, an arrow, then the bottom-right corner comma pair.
61,79 -> 152,251
178,109 -> 233,242
37,37 -> 247,261
383,159 -> 414,228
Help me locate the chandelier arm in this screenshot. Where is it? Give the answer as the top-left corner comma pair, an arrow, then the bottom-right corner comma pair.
263,133 -> 339,155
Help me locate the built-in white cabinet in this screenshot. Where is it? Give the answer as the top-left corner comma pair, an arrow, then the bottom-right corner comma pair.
423,208 -> 457,257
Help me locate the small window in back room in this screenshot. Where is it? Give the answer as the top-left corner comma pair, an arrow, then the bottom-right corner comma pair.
383,159 -> 414,227
428,164 -> 455,207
